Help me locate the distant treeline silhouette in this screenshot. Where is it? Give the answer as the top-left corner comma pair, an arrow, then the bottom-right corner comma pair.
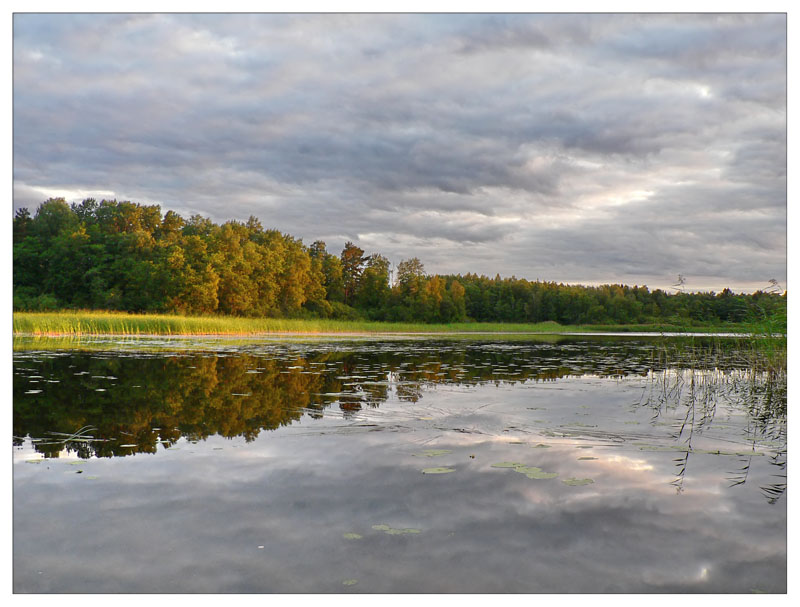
13,198 -> 786,325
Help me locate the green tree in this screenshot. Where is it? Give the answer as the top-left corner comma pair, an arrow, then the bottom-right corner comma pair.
13,208 -> 32,242
31,198 -> 78,240
355,254 -> 391,316
340,242 -> 366,306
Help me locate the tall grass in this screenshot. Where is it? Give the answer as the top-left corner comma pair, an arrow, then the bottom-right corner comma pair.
12,310 -> 766,337
13,311 -> 575,336
649,309 -> 786,378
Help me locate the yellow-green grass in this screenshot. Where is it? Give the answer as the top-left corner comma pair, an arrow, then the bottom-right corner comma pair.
13,311 -> 755,337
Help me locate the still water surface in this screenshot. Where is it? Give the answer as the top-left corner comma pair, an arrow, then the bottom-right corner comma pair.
13,336 -> 786,593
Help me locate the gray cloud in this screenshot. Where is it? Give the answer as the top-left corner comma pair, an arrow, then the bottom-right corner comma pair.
12,13 -> 786,292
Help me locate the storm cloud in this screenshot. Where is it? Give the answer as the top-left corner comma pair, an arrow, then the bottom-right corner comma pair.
13,13 -> 786,292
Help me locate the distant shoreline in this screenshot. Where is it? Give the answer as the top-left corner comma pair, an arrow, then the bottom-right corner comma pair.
12,311 -> 759,338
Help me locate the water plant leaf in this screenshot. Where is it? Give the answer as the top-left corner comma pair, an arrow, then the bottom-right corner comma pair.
692,448 -> 765,456
513,465 -> 541,474
491,461 -> 525,468
342,579 -> 358,586
421,467 -> 455,474
385,528 -> 421,535
578,456 -> 598,460
343,533 -> 362,540
413,449 -> 452,457
371,524 -> 421,535
531,444 -> 551,448
563,477 -> 594,486
515,466 -> 558,479
637,444 -> 688,452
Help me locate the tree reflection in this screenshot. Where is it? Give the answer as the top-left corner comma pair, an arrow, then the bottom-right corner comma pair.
14,340 -> 786,471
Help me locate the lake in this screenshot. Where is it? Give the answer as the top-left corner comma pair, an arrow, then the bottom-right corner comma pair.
12,335 -> 787,593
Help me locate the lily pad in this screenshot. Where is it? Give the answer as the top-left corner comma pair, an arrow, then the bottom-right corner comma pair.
563,477 -> 594,486
531,444 -> 551,448
515,466 -> 558,479
421,467 -> 455,474
385,528 -> 421,535
342,579 -> 358,586
578,456 -> 598,460
491,461 -> 525,468
413,449 -> 452,457
371,524 -> 421,535
692,448 -> 765,456
637,444 -> 688,452
342,533 -> 362,540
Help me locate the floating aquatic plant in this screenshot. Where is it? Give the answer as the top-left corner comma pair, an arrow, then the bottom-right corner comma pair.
563,477 -> 594,486
413,449 -> 452,457
692,448 -> 765,456
343,533 -> 362,540
385,528 -> 421,535
491,461 -> 524,468
514,466 -> 558,479
371,524 -> 421,535
421,467 -> 455,474
492,462 -> 557,478
342,579 -> 358,586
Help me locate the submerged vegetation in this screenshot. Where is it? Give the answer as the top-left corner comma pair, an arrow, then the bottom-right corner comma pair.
14,198 -> 786,327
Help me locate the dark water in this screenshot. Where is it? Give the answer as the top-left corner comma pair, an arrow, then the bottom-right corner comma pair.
13,336 -> 786,593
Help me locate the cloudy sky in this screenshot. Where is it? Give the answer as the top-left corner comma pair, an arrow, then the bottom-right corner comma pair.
12,13 -> 786,292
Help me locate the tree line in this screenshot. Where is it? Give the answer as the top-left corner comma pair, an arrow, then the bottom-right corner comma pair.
13,198 -> 786,325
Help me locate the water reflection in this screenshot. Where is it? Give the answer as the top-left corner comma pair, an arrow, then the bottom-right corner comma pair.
13,339 -> 785,461
12,337 -> 787,593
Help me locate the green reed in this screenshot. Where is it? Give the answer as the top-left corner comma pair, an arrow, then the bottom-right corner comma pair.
13,311 -> 576,336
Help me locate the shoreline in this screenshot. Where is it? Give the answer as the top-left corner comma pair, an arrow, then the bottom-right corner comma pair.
13,330 -> 752,338
12,311 -> 768,339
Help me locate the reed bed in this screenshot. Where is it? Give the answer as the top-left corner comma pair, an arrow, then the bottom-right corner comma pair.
13,311 -> 760,337
13,311 -> 575,336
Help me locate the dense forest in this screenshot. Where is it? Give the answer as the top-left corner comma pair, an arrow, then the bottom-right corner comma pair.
13,198 -> 786,325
